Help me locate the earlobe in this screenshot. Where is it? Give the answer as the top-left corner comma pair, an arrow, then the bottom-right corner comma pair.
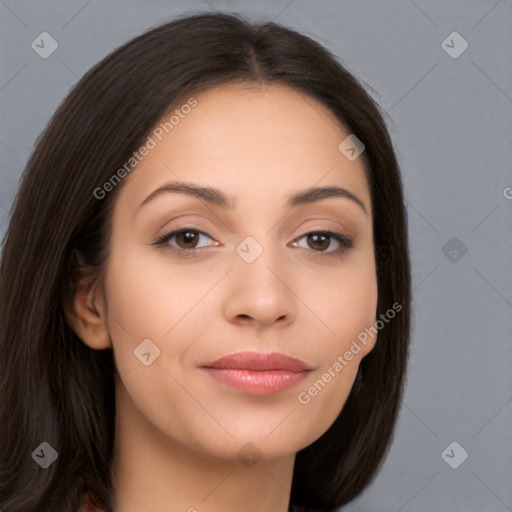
65,282 -> 111,350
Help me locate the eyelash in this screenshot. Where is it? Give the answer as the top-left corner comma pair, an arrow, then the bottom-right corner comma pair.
152,227 -> 353,257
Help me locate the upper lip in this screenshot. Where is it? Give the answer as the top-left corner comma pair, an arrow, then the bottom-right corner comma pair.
202,351 -> 313,372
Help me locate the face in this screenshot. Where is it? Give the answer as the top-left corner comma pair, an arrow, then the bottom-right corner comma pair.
82,83 -> 378,462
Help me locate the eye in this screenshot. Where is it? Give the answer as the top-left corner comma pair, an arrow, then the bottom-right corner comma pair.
153,228 -> 217,255
291,231 -> 353,256
153,228 -> 353,257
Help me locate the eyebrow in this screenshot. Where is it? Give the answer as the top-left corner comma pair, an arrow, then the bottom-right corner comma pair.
137,181 -> 368,214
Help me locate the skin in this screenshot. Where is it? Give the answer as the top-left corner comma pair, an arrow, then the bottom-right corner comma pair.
70,82 -> 378,512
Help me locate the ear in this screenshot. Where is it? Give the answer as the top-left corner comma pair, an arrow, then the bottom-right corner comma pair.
64,279 -> 111,350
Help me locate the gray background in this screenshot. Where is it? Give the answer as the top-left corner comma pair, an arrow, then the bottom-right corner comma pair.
1,1 -> 511,510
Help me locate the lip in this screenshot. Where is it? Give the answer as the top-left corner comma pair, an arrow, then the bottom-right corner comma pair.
202,351 -> 313,372
201,351 -> 313,395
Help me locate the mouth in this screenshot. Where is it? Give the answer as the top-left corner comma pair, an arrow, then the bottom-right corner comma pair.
200,351 -> 313,395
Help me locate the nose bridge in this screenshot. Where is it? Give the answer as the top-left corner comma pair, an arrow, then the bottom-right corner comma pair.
223,232 -> 296,327
234,233 -> 287,285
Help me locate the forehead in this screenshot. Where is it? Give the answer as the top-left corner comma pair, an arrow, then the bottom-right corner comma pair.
118,82 -> 370,214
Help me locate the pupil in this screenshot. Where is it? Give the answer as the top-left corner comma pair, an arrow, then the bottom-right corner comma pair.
309,233 -> 328,250
179,231 -> 197,248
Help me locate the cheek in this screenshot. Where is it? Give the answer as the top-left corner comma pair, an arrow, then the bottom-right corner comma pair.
103,248 -> 211,439
102,247 -> 191,379
103,243 -> 231,394
301,250 -> 378,348
104,246 -> 214,336
292,253 -> 377,439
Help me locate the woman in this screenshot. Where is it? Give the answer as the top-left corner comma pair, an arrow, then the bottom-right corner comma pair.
0,12 -> 411,512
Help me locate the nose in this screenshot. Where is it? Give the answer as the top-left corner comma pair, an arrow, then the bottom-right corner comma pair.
222,242 -> 297,330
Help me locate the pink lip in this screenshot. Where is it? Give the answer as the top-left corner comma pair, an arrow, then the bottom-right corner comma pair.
201,352 -> 313,395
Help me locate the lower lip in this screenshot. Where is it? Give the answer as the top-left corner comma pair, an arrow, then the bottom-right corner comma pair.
201,368 -> 310,394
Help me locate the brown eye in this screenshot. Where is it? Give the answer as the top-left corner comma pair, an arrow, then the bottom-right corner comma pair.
306,233 -> 330,251
153,228 -> 216,255
175,230 -> 201,249
292,230 -> 353,256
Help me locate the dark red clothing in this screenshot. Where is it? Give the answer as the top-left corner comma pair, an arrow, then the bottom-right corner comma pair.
76,488 -> 106,512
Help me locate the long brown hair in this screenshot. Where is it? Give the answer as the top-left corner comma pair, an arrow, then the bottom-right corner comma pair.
0,12 -> 411,512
